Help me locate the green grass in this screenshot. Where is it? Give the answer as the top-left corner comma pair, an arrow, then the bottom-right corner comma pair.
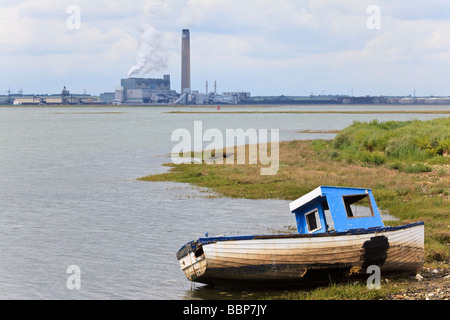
332,118 -> 450,169
275,281 -> 399,300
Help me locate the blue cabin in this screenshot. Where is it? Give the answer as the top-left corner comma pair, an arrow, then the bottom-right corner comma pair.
289,186 -> 384,234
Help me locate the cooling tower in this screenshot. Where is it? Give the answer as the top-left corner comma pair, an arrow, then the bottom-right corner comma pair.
181,29 -> 191,94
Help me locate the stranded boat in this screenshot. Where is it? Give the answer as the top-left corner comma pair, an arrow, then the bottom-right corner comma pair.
177,186 -> 424,285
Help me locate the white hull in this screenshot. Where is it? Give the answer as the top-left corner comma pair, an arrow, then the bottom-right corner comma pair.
178,223 -> 424,285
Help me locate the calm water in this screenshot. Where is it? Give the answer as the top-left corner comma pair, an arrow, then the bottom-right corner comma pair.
0,105 -> 447,300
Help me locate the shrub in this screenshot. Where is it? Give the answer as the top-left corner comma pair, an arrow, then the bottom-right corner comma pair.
385,137 -> 427,161
400,163 -> 432,173
360,151 -> 386,165
331,118 -> 450,170
333,131 -> 354,150
389,161 -> 402,170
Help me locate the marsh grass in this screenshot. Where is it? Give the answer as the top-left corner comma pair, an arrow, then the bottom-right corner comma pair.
332,118 -> 450,168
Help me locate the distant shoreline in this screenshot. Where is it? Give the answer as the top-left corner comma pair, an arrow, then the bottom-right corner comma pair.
1,103 -> 450,109
168,110 -> 450,114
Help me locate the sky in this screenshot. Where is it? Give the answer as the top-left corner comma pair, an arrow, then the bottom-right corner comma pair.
0,0 -> 449,97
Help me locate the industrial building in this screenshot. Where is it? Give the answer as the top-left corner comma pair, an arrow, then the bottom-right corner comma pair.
4,86 -> 97,105
186,88 -> 251,105
114,75 -> 179,104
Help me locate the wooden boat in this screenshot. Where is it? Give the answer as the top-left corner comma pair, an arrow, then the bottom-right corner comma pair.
177,186 -> 424,285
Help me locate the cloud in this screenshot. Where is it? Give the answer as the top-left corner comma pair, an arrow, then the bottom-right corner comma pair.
0,1 -> 138,55
381,0 -> 450,20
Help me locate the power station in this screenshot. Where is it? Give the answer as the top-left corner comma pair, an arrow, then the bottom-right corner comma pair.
110,29 -> 251,105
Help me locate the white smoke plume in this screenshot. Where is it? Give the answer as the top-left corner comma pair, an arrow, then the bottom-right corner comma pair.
127,24 -> 168,78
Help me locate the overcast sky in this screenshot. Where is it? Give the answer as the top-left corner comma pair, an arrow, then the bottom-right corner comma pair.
0,0 -> 449,96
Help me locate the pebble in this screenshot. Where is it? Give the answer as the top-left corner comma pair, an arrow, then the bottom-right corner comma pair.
385,267 -> 449,300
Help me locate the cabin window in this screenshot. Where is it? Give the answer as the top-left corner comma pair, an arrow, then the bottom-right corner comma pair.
343,194 -> 374,218
305,209 -> 322,233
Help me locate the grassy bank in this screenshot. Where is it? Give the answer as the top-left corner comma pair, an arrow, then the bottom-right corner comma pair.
139,118 -> 449,298
332,118 -> 450,169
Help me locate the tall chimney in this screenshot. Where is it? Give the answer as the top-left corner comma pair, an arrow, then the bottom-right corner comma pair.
181,29 -> 191,94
